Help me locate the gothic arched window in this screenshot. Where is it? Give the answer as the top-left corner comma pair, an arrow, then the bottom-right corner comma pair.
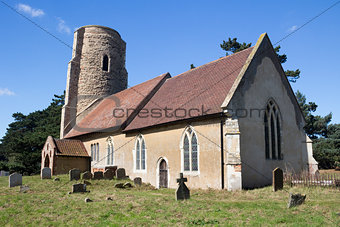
264,100 -> 282,160
135,135 -> 146,171
182,126 -> 199,172
102,55 -> 109,71
106,137 -> 114,165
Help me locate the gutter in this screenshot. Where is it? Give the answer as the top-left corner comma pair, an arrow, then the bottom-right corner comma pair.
220,112 -> 224,189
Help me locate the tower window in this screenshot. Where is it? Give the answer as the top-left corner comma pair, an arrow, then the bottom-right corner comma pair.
102,55 -> 109,71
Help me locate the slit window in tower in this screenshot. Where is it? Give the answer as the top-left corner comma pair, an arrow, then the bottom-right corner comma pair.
102,55 -> 109,71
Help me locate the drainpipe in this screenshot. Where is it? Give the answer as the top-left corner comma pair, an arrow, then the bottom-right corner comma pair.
220,112 -> 224,189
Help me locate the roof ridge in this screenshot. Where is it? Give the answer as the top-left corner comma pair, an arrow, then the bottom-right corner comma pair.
172,47 -> 254,79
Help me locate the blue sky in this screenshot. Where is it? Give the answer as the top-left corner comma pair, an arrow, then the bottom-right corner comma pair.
0,0 -> 339,139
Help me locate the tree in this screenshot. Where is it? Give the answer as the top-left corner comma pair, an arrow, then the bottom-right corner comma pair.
295,91 -> 332,139
220,37 -> 300,82
190,64 -> 196,69
0,94 -> 64,174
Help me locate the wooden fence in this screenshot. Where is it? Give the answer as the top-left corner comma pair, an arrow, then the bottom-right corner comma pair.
284,173 -> 340,189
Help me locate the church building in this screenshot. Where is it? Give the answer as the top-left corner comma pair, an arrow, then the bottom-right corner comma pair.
41,25 -> 318,190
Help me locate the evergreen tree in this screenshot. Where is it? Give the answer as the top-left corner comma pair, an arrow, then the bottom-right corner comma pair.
0,94 -> 64,174
220,37 -> 300,82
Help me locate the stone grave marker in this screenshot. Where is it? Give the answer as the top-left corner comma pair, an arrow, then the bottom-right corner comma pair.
105,166 -> 117,176
134,177 -> 142,186
69,168 -> 81,181
0,170 -> 9,176
72,183 -> 88,193
9,173 -> 22,188
93,171 -> 103,180
116,168 -> 126,180
176,173 -> 190,200
82,171 -> 92,180
104,169 -> 114,180
41,167 -> 52,179
287,193 -> 306,208
273,167 -> 283,191
19,185 -> 30,193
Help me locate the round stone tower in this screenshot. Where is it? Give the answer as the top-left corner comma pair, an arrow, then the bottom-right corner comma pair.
60,25 -> 128,138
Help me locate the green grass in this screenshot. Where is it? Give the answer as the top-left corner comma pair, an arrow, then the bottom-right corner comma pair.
0,175 -> 339,226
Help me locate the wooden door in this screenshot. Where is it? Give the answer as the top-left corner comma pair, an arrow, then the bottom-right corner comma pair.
159,159 -> 168,188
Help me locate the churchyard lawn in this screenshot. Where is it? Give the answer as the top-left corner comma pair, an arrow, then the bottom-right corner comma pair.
0,174 -> 338,226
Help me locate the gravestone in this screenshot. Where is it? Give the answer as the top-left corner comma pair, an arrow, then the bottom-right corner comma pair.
134,177 -> 142,186
105,166 -> 117,176
9,173 -> 22,188
176,173 -> 190,200
116,168 -> 126,180
19,185 -> 30,193
287,193 -> 306,208
272,167 -> 283,191
69,168 -> 81,181
123,182 -> 132,188
104,169 -> 114,180
93,171 -> 103,180
0,170 -> 9,176
41,167 -> 51,179
82,171 -> 92,180
72,183 -> 88,193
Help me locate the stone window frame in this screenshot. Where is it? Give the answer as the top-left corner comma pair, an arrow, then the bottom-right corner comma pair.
102,54 -> 110,72
180,126 -> 200,175
133,134 -> 147,173
264,98 -> 283,160
106,137 -> 114,166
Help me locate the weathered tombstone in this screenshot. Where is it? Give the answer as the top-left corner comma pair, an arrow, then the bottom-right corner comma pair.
114,182 -> 125,188
82,171 -> 92,180
314,170 -> 320,179
273,167 -> 283,191
19,185 -> 30,193
54,177 -> 60,181
69,168 -> 81,181
176,173 -> 190,200
41,167 -> 51,179
93,171 -> 103,180
103,169 -> 114,180
0,170 -> 9,176
134,177 -> 142,186
9,173 -> 22,188
72,183 -> 88,193
116,168 -> 126,180
105,166 -> 117,176
287,193 -> 306,208
123,182 -> 132,188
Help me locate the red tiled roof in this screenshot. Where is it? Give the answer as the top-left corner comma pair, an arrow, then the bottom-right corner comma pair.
54,139 -> 89,157
64,73 -> 170,138
124,47 -> 254,131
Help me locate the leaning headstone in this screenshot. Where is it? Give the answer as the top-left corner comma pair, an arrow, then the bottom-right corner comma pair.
176,173 -> 190,200
82,171 -> 92,180
287,193 -> 306,208
41,167 -> 52,179
123,182 -> 133,188
116,168 -> 126,180
0,170 -> 9,176
114,182 -> 125,188
85,197 -> 92,203
134,177 -> 142,186
103,169 -> 114,180
19,185 -> 30,193
72,183 -> 88,193
69,168 -> 81,181
93,171 -> 104,180
273,167 -> 283,191
9,173 -> 22,188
